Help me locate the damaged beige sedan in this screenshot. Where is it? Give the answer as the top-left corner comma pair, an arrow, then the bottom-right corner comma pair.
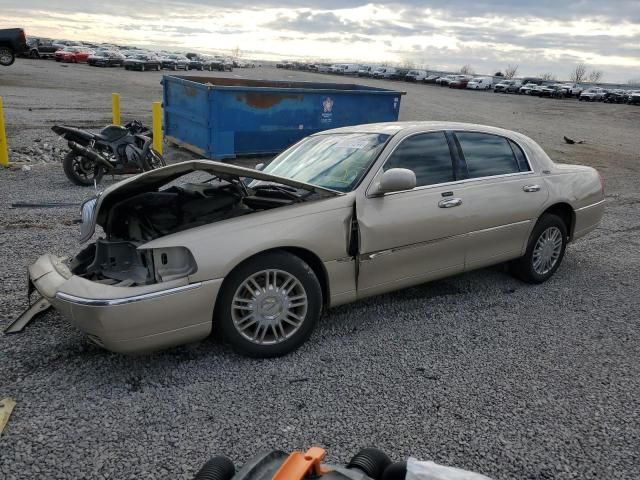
8,122 -> 605,357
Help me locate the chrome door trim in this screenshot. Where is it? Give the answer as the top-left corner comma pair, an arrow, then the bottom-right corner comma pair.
359,219 -> 532,261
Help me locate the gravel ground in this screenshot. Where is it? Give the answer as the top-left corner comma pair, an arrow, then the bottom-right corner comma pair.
0,60 -> 639,480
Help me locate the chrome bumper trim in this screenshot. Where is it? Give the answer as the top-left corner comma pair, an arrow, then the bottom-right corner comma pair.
55,282 -> 202,307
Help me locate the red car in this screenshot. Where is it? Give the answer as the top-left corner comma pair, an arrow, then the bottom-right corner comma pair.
54,46 -> 93,63
449,78 -> 471,89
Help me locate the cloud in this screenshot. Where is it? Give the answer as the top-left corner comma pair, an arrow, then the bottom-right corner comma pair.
2,0 -> 640,81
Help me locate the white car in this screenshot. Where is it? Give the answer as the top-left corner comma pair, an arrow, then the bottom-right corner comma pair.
519,83 -> 540,94
579,88 -> 607,101
341,64 -> 360,75
494,80 -> 522,93
357,65 -> 376,77
329,64 -> 345,73
466,77 -> 494,90
405,70 -> 428,82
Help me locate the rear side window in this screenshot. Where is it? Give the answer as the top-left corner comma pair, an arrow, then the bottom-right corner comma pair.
456,132 -> 521,178
383,132 -> 454,187
509,140 -> 530,171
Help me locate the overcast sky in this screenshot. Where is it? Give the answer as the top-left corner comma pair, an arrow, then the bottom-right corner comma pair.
2,0 -> 639,82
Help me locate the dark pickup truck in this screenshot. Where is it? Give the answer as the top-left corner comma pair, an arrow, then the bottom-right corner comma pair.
0,28 -> 28,66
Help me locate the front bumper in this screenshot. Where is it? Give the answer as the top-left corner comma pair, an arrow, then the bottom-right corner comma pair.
24,254 -> 222,353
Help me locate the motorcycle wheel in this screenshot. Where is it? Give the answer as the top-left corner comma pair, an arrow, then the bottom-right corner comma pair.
141,148 -> 166,171
63,151 -> 104,186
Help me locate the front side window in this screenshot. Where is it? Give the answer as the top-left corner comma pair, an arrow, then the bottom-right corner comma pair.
383,132 -> 454,187
456,132 -> 521,178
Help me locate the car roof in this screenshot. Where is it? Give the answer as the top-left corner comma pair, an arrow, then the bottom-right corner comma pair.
316,121 -> 524,137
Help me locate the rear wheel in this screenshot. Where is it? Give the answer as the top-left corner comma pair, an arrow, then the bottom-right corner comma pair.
216,251 -> 322,357
0,47 -> 16,66
511,214 -> 568,284
62,151 -> 104,186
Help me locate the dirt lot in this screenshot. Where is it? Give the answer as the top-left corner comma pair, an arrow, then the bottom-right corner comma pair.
0,60 -> 639,480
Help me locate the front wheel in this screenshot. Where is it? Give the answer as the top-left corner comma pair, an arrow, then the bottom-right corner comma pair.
511,214 -> 568,284
0,47 -> 15,66
216,251 -> 322,357
141,148 -> 166,171
62,151 -> 104,186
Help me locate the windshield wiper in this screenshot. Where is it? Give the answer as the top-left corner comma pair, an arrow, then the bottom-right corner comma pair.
252,184 -> 302,200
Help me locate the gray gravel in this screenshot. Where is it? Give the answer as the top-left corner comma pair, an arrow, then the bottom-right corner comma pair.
1,60 -> 639,480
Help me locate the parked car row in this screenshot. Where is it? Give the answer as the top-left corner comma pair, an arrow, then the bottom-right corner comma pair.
281,62 -> 640,106
21,37 -> 240,73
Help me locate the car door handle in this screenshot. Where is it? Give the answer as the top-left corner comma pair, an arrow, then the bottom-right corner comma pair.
438,198 -> 463,208
523,185 -> 541,192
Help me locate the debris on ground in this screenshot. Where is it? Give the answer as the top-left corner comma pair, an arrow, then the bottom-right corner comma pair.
563,136 -> 585,145
0,398 -> 16,436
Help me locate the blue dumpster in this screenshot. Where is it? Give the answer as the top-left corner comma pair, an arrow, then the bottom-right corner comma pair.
162,75 -> 405,159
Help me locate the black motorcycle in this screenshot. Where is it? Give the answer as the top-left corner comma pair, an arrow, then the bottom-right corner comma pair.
52,121 -> 166,186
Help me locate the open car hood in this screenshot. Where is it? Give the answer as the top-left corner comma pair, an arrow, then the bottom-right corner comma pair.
81,160 -> 341,243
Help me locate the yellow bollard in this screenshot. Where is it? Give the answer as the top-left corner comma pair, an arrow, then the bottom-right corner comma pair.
0,97 -> 8,167
112,93 -> 121,126
152,101 -> 163,155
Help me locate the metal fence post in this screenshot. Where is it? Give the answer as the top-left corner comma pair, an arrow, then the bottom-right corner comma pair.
152,101 -> 163,154
112,93 -> 121,126
0,97 -> 8,167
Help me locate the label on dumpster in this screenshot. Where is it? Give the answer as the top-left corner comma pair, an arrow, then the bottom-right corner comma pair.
320,96 -> 334,124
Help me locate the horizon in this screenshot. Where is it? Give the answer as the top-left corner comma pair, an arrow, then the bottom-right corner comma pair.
2,1 -> 640,83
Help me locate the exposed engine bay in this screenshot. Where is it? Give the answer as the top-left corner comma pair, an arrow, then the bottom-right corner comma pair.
70,171 -> 324,287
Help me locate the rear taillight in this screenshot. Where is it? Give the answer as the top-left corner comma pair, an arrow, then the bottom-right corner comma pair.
19,30 -> 26,42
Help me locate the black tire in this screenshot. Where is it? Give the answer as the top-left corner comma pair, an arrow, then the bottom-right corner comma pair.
194,456 -> 235,480
0,47 -> 16,66
62,151 -> 104,186
30,49 -> 40,59
347,448 -> 392,480
141,148 -> 166,171
141,64 -> 145,72
511,214 -> 568,284
216,251 -> 322,358
173,64 -> 177,71
382,462 -> 408,480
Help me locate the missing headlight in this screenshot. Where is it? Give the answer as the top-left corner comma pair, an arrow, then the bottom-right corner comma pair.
79,197 -> 98,243
150,247 -> 197,282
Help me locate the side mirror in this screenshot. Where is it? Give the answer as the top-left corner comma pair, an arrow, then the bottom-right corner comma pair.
371,168 -> 416,196
255,162 -> 265,171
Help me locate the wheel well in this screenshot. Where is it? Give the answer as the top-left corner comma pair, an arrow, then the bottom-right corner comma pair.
278,247 -> 330,309
542,203 -> 575,239
222,247 -> 330,309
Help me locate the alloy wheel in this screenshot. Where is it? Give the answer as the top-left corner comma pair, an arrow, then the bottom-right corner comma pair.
231,269 -> 308,345
532,226 -> 563,275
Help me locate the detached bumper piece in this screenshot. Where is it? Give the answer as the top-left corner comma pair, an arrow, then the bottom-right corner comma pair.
4,297 -> 51,334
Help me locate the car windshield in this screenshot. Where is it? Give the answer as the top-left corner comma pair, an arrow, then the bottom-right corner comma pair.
259,133 -> 390,192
